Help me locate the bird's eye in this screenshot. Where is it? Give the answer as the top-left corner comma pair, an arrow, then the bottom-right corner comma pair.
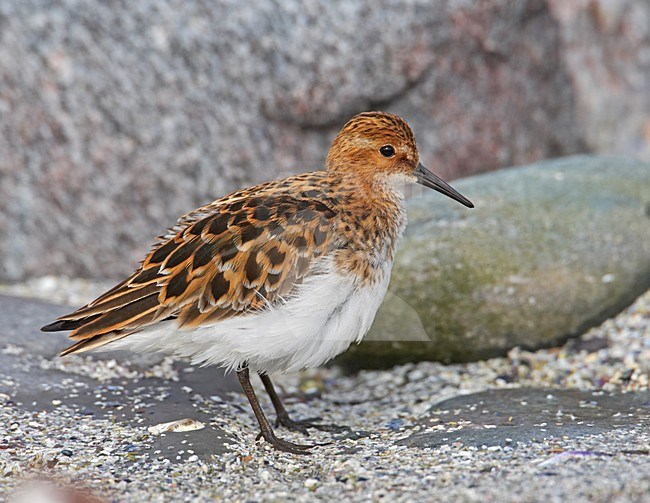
379,145 -> 395,158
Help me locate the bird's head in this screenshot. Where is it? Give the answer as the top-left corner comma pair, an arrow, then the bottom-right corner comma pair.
326,111 -> 473,208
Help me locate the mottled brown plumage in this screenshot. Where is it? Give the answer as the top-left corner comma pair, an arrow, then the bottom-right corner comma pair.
50,173 -> 342,354
42,111 -> 473,453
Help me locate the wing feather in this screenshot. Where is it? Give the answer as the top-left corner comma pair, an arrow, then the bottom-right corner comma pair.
43,178 -> 340,355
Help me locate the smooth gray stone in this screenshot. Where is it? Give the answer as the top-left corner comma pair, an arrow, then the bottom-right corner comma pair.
0,295 -> 240,462
337,156 -> 650,369
400,388 -> 650,449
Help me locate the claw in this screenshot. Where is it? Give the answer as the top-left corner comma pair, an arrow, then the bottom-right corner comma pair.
256,430 -> 314,454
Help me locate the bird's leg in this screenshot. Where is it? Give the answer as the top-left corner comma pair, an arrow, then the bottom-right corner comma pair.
259,373 -> 349,435
236,367 -> 312,454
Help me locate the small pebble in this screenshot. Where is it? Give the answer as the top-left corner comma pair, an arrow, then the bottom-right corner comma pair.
304,478 -> 319,490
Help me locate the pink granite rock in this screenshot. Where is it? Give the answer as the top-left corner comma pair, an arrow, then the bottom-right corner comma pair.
0,0 -> 647,280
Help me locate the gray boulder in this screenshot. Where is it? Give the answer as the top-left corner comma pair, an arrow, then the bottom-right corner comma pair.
2,0 -> 649,280
335,156 -> 650,369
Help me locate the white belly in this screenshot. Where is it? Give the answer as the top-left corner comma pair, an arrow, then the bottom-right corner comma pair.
110,258 -> 393,374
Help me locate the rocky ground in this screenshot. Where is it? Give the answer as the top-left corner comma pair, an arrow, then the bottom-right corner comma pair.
0,278 -> 649,502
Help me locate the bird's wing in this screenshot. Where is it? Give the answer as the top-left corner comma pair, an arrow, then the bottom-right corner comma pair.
43,188 -> 339,355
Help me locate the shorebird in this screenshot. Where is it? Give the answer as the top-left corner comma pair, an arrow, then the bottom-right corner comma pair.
42,111 -> 473,453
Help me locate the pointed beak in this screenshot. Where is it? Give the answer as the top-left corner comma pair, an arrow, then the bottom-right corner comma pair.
415,163 -> 474,208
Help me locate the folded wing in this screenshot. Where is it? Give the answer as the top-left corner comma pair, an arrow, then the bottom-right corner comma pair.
42,188 -> 338,356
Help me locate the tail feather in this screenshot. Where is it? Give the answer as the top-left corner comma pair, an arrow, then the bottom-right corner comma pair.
60,283 -> 159,320
85,276 -> 132,306
42,282 -> 166,356
69,293 -> 161,340
60,331 -> 131,356
41,315 -> 100,332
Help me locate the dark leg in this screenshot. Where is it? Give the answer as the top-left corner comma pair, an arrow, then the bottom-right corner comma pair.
237,368 -> 312,454
259,373 -> 349,434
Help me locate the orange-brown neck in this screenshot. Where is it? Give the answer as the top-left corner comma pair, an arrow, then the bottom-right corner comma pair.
325,169 -> 407,268
328,180 -> 407,285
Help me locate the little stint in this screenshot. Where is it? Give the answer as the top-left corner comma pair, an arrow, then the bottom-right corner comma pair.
42,111 -> 473,453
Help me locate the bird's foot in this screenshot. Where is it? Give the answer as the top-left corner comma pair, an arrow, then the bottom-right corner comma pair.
255,429 -> 314,455
276,414 -> 350,435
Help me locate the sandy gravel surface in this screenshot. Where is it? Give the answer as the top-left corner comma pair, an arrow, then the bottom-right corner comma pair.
0,278 -> 649,502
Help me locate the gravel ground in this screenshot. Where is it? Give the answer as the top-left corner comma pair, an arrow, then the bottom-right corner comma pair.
1,277 -> 649,502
